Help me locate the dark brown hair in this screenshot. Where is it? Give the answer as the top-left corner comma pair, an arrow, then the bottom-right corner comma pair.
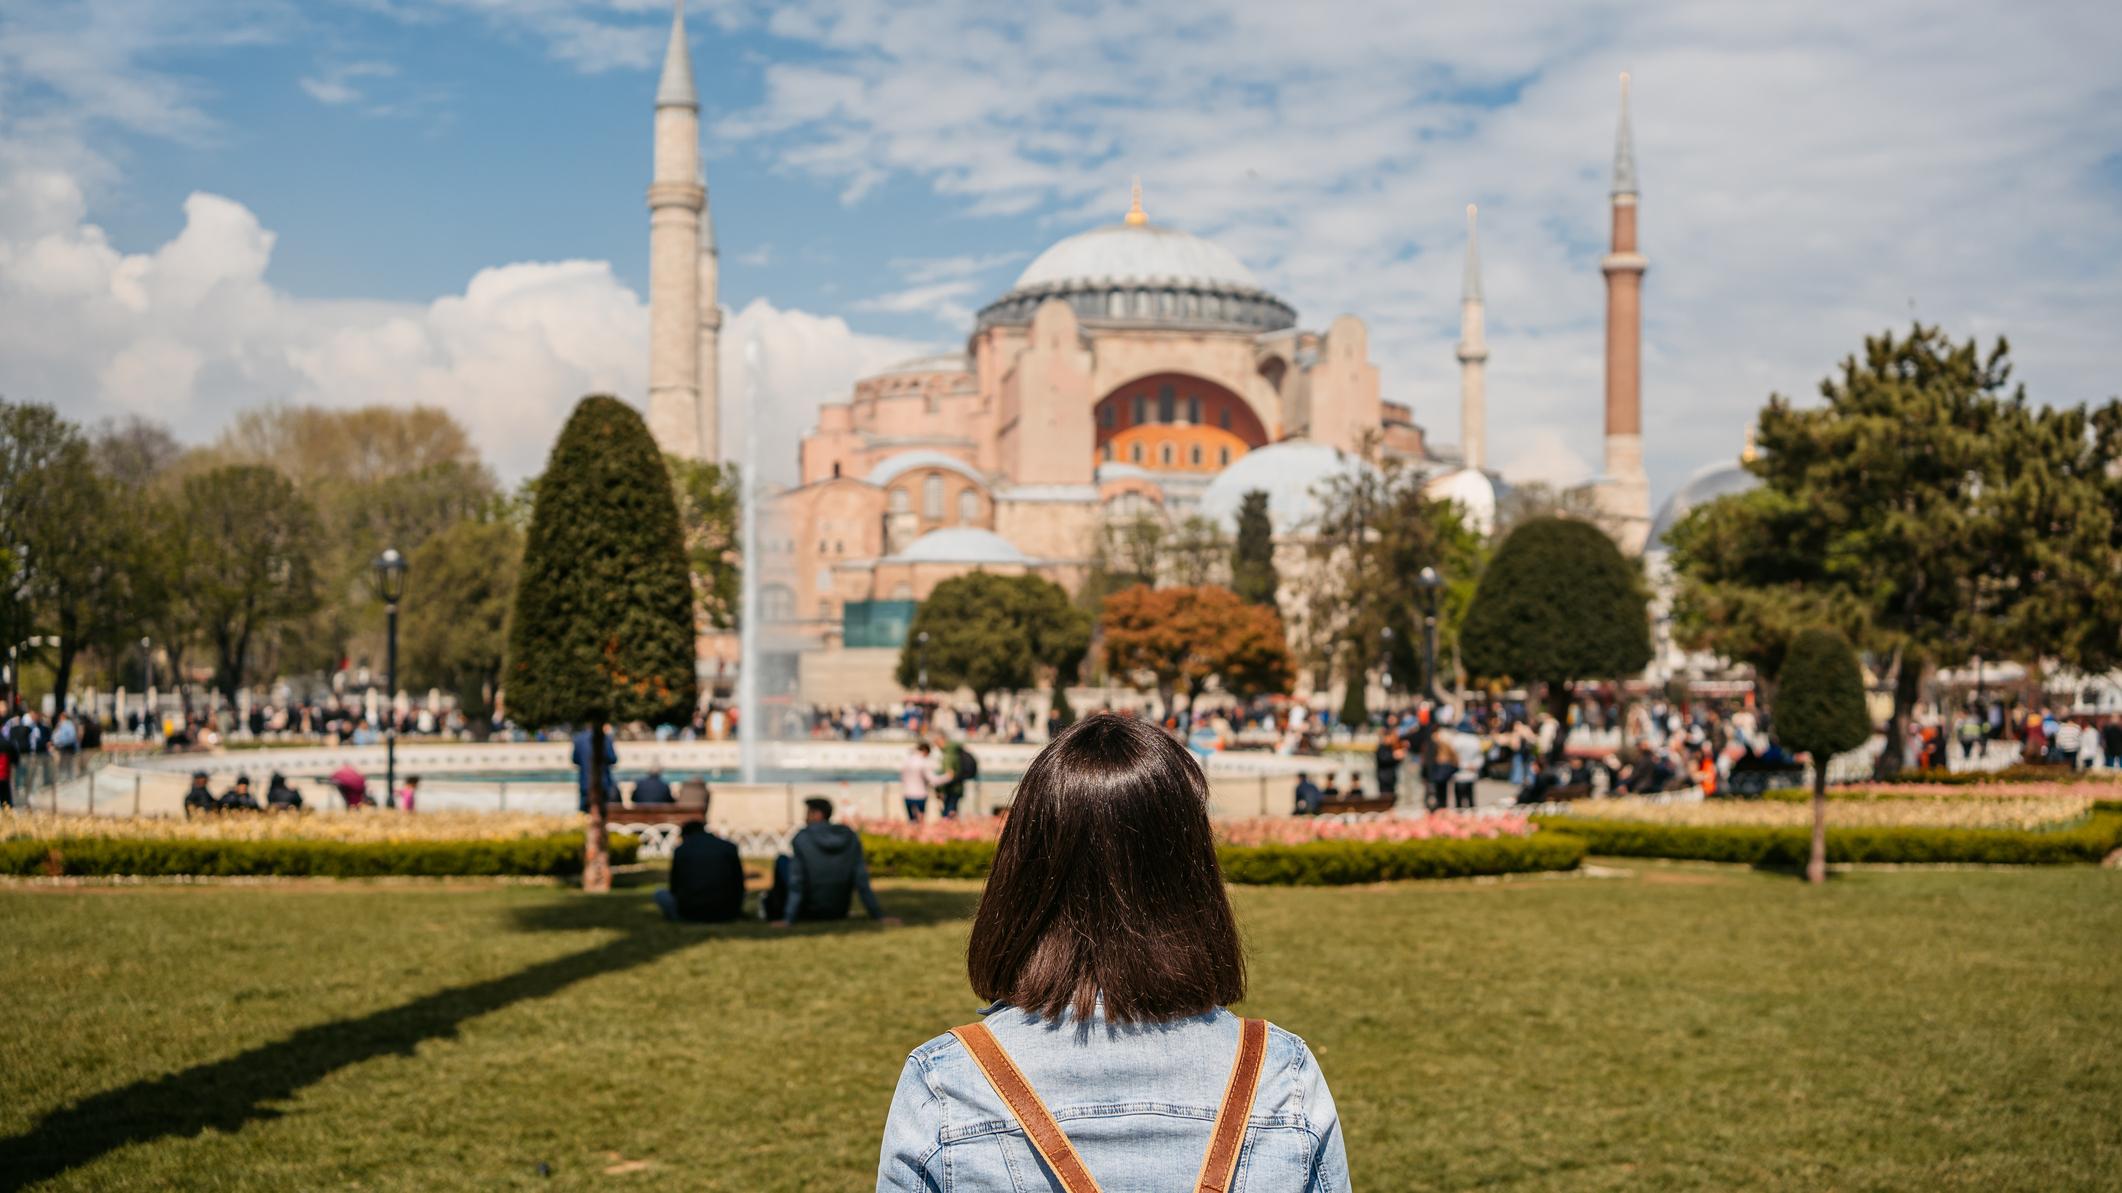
966,713 -> 1244,1024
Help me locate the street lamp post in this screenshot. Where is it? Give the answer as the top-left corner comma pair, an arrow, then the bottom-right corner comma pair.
139,636 -> 153,740
1416,566 -> 1443,702
372,548 -> 408,809
916,630 -> 930,726
1379,626 -> 1395,719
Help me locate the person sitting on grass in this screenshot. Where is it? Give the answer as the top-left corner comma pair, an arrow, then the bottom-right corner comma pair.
632,766 -> 676,805
217,774 -> 262,812
876,713 -> 1350,1191
769,798 -> 899,928
265,772 -> 303,811
655,818 -> 745,924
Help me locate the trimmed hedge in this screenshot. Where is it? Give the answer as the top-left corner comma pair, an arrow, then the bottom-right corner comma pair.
861,832 -> 1585,885
1882,764 -> 2111,786
0,832 -> 635,878
1534,813 -> 2122,868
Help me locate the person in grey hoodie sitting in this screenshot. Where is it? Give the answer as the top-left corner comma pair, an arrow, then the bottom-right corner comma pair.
769,798 -> 900,928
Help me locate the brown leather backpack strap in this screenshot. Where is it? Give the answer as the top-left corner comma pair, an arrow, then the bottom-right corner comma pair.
950,1023 -> 1104,1193
1194,1018 -> 1270,1193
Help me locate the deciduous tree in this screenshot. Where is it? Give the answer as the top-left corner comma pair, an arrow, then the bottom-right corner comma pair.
896,573 -> 1090,713
175,465 -> 323,705
404,518 -> 523,737
1100,584 -> 1293,713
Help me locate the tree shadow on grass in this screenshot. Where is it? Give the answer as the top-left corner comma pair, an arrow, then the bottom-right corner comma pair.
0,884 -> 978,1190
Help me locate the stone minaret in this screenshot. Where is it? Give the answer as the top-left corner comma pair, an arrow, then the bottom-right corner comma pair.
1456,203 -> 1488,472
647,1 -> 709,459
1600,71 -> 1651,550
696,181 -> 721,461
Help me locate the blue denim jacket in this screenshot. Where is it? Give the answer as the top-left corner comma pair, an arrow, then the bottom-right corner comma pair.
877,1004 -> 1350,1191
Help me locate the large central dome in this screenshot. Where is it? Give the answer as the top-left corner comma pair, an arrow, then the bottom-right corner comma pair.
977,191 -> 1296,334
1013,222 -> 1263,291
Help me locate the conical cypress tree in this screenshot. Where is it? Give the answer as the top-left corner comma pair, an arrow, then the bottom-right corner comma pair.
1231,489 -> 1279,605
506,395 -> 699,891
1773,627 -> 1871,885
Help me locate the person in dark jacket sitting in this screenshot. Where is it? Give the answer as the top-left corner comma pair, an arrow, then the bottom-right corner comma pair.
183,772 -> 217,816
653,819 -> 745,923
265,772 -> 304,811
770,798 -> 899,928
218,775 -> 262,812
631,767 -> 676,805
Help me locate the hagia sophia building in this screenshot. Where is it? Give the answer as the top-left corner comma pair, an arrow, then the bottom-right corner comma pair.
640,3 -> 1663,701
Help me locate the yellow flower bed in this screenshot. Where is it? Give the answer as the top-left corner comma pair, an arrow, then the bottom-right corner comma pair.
1560,795 -> 2091,832
0,810 -> 583,844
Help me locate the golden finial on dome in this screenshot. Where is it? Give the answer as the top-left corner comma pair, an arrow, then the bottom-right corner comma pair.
1125,178 -> 1147,226
1741,425 -> 1758,464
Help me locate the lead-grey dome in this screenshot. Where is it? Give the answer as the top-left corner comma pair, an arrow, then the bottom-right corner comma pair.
977,215 -> 1295,334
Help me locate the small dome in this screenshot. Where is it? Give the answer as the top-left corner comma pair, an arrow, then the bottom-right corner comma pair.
866,450 -> 985,490
1197,441 -> 1374,534
1648,460 -> 1761,549
1014,222 -> 1261,292
890,527 -> 1033,565
1424,468 -> 1499,537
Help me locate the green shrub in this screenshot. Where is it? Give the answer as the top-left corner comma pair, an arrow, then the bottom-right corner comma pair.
860,832 -> 1585,885
860,836 -> 999,880
0,832 -> 632,878
1535,814 -> 2122,867
1884,764 -> 2112,786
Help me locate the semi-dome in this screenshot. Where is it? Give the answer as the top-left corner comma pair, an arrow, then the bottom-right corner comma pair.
1197,441 -> 1373,534
866,450 -> 985,490
976,189 -> 1296,334
888,527 -> 1033,565
867,352 -> 971,378
1647,459 -> 1761,551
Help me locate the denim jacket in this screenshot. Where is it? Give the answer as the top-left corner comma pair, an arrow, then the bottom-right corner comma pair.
877,1004 -> 1350,1192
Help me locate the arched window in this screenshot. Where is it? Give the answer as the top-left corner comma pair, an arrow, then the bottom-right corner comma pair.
957,488 -> 979,524
1132,395 -> 1147,425
1108,291 -> 1126,318
1160,443 -> 1175,466
1187,395 -> 1201,423
1131,443 -> 1144,463
761,584 -> 796,621
923,474 -> 944,519
1190,444 -> 1203,466
889,487 -> 911,514
1219,446 -> 1232,466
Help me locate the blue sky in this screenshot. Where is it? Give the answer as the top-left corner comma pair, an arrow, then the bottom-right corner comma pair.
3,0 -> 2119,487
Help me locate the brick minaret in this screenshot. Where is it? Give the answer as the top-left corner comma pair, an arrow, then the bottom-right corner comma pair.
647,1 -> 710,459
1456,203 -> 1488,472
1599,71 -> 1650,551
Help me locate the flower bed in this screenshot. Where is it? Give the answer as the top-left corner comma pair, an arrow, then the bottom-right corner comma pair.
1877,764 -> 2115,786
1554,794 -> 2089,831
1533,812 -> 2122,868
857,812 -> 1579,885
0,812 -> 631,877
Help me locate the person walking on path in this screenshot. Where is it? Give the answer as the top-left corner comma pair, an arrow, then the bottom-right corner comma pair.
899,740 -> 943,821
571,724 -> 618,813
875,714 -> 1350,1191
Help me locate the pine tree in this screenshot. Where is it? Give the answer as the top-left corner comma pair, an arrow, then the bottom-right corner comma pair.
505,396 -> 699,891
1773,627 -> 1871,884
1231,490 -> 1279,605
1460,516 -> 1650,756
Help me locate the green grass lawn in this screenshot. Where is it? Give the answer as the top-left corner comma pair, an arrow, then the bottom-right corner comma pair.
2,865 -> 2118,1192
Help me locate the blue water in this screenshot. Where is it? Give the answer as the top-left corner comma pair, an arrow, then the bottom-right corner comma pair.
440,768 -> 1019,785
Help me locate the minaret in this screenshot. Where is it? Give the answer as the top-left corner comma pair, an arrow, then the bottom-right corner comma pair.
1456,203 -> 1489,472
647,1 -> 707,459
697,171 -> 722,461
1600,71 -> 1651,550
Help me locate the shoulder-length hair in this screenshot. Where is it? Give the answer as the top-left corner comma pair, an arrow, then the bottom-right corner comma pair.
966,713 -> 1244,1024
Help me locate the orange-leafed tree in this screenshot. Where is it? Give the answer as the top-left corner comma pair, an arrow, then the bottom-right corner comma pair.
1101,584 -> 1293,712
